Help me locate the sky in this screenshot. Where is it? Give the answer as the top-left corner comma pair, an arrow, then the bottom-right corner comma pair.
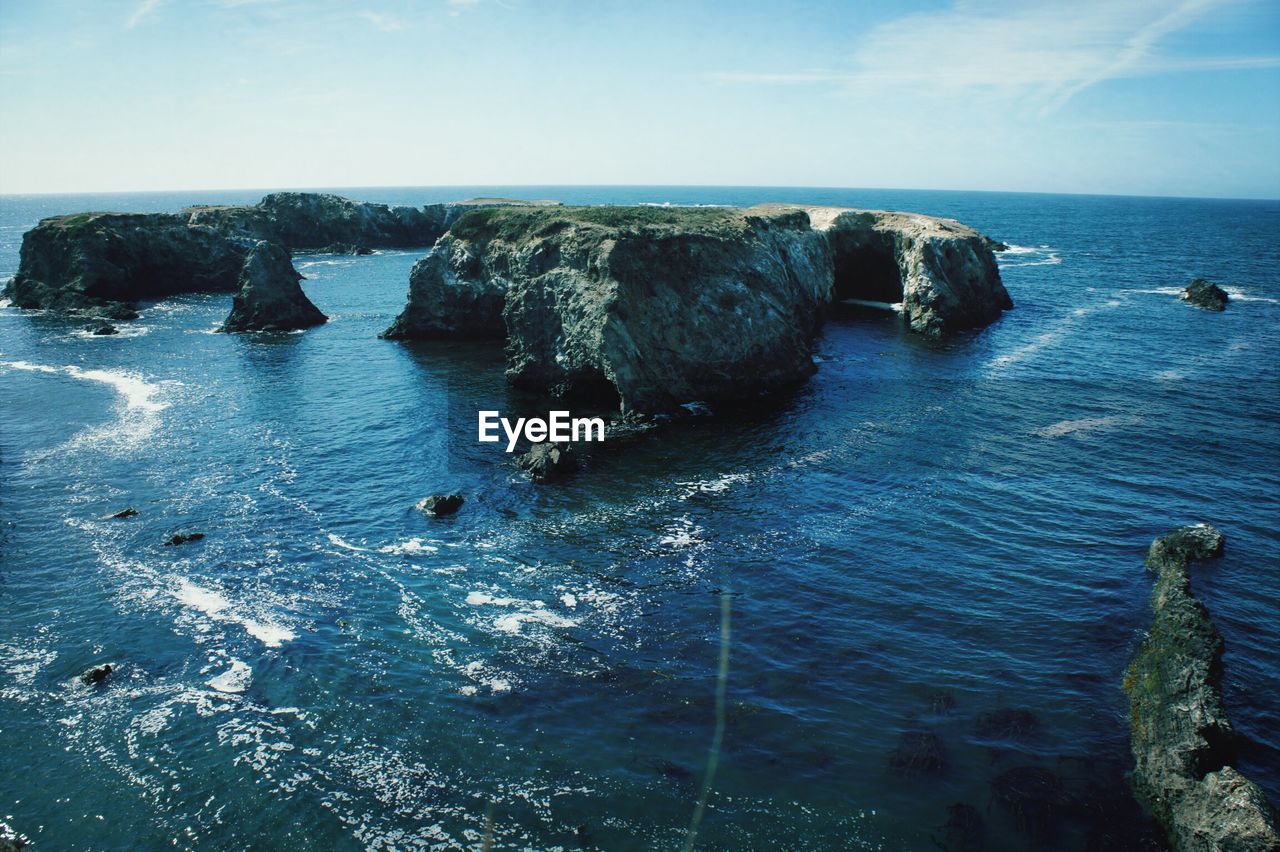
0,0 -> 1278,198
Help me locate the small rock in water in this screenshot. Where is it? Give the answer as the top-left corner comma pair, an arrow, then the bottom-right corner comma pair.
416,494 -> 464,517
109,507 -> 139,519
516,442 -> 578,483
89,323 -> 118,335
888,730 -> 949,776
931,802 -> 985,852
164,532 -> 205,546
80,663 -> 113,685
1181,278 -> 1229,311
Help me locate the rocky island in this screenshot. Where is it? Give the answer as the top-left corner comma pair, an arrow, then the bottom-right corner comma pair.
5,193 -> 1010,406
383,204 -> 1011,413
1125,524 -> 1280,851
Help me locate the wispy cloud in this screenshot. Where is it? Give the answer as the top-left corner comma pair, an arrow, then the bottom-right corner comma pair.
126,0 -> 165,29
707,0 -> 1267,115
354,10 -> 406,31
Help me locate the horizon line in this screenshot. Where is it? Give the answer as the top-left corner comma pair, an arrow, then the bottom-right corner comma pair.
1,182 -> 1277,205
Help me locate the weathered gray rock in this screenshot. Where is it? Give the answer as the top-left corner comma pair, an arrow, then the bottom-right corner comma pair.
516,442 -> 579,483
4,194 -> 561,317
1125,524 -> 1279,851
416,494 -> 464,516
1182,278 -> 1229,312
383,204 -> 1009,413
384,206 -> 836,413
185,193 -> 441,250
218,241 -> 327,333
782,206 -> 1013,335
3,212 -> 247,315
89,323 -> 118,336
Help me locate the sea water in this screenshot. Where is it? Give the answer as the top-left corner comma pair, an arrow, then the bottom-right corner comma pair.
1,187 -> 1277,849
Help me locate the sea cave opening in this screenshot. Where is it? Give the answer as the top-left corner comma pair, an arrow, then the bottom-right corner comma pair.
830,232 -> 904,308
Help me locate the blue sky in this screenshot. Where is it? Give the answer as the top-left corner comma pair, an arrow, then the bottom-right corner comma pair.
1,0 -> 1278,197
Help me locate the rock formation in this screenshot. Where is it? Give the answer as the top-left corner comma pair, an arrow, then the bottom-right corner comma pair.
3,193 -> 556,317
516,442 -> 579,483
416,494 -> 464,516
218,241 -> 328,333
1182,278 -> 1230,312
4,212 -> 248,316
1124,524 -> 1280,851
784,206 -> 1013,335
383,204 -> 1010,413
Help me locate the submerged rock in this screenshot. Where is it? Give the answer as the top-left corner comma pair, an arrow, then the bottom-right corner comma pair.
974,707 -> 1040,742
88,323 -> 118,335
416,494 -> 464,517
383,204 -> 1009,414
0,819 -> 29,852
516,442 -> 579,483
1181,278 -> 1229,311
990,765 -> 1072,842
79,663 -> 112,685
1124,524 -> 1279,851
218,241 -> 327,333
888,730 -> 948,776
164,532 -> 205,546
932,802 -> 985,852
109,507 -> 139,519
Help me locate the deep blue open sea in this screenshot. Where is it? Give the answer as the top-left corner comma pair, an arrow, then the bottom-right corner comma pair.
1,186 -> 1277,850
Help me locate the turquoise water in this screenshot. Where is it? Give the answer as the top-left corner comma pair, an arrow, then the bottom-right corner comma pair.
1,187 -> 1277,850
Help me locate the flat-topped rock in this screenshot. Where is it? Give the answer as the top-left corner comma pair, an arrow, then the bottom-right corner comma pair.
383,205 -> 835,413
383,203 -> 1009,413
4,211 -> 247,315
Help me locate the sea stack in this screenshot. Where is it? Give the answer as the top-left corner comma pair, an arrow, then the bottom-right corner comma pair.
1124,524 -> 1280,851
218,241 -> 327,333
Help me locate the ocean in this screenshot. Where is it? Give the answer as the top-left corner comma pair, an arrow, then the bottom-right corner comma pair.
1,186 -> 1277,850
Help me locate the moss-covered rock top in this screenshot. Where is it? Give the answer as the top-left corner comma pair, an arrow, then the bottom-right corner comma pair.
445,204 -> 807,245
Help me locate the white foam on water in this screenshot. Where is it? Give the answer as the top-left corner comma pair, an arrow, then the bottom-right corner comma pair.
0,360 -> 170,412
207,659 -> 252,693
466,591 -> 518,606
1223,287 -> 1280,304
174,579 -> 295,647
1033,414 -> 1142,438
378,538 -> 439,556
71,325 -> 152,340
841,298 -> 903,312
493,609 -> 578,635
326,533 -> 367,552
560,593 -> 578,608
998,244 -> 1061,268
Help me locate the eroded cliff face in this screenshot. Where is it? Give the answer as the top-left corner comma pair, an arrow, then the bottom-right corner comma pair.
5,212 -> 247,315
384,206 -> 834,413
384,203 -> 1010,413
773,206 -> 1012,336
1125,525 -> 1280,851
5,194 -> 553,316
